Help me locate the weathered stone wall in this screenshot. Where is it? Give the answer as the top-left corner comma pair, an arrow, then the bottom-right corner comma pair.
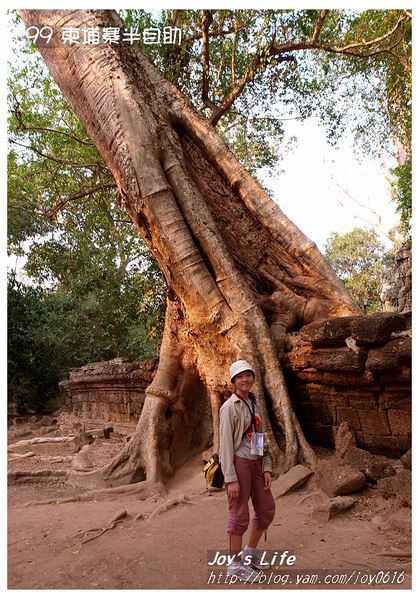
283,312 -> 411,457
59,314 -> 411,456
59,357 -> 157,434
382,244 -> 412,313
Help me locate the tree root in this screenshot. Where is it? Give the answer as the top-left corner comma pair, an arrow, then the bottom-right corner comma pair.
8,436 -> 75,451
147,494 -> 196,521
291,412 -> 318,468
21,480 -> 166,507
74,509 -> 130,544
8,452 -> 36,461
297,491 -> 323,505
8,470 -> 68,485
71,497 -> 197,545
41,456 -> 73,464
376,551 -> 411,558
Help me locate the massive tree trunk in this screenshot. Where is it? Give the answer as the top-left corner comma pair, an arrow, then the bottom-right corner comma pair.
20,9 -> 361,489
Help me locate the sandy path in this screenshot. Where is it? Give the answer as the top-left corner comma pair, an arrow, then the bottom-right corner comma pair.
8,454 -> 412,590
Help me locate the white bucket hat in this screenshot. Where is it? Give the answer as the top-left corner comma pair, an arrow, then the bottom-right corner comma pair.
229,359 -> 255,382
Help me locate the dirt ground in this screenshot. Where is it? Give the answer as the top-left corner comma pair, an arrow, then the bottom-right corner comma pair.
7,413 -> 412,591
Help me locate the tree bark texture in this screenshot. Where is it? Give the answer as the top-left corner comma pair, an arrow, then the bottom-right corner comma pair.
19,10 -> 362,488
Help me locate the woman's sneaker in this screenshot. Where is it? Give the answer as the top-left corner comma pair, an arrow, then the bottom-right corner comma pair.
242,547 -> 271,570
227,560 -> 261,582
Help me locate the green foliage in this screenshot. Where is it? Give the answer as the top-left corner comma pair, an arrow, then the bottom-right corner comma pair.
119,9 -> 411,167
7,260 -> 165,413
8,275 -> 64,413
8,29 -> 166,412
390,159 -> 412,238
324,228 -> 388,314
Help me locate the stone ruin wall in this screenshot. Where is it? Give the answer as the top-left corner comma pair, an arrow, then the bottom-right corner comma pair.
60,313 -> 411,458
59,357 -> 157,435
283,312 -> 411,458
382,243 -> 412,314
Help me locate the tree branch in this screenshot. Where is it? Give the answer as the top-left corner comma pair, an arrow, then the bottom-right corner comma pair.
210,46 -> 295,126
311,9 -> 329,44
11,99 -> 95,146
201,10 -> 218,113
328,13 -> 409,53
10,139 -> 104,170
329,174 -> 394,242
231,17 -> 239,85
208,12 -> 409,125
18,124 -> 94,146
44,182 -> 116,219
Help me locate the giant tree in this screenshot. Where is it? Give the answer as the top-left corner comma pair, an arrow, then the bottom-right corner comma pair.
20,8 -> 399,493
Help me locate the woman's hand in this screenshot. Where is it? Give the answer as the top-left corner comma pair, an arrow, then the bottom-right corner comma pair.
264,472 -> 272,491
227,481 -> 240,500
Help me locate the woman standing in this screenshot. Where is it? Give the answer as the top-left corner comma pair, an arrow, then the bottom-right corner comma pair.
219,360 -> 276,581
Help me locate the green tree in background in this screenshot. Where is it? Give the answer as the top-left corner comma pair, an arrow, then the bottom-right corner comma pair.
390,159 -> 412,238
324,228 -> 388,314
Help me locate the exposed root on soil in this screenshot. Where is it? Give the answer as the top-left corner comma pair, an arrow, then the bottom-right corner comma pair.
377,551 -> 412,558
75,509 -> 130,544
147,495 -> 196,521
297,491 -> 323,505
8,452 -> 36,461
8,436 -> 76,451
41,456 -> 73,464
8,470 -> 68,485
21,480 -> 166,507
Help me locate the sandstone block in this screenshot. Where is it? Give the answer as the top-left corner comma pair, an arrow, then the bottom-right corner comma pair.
309,348 -> 364,372
388,410 -> 411,435
271,465 -> 313,498
40,415 -> 57,427
400,448 -> 411,470
289,370 -> 376,387
312,496 -> 356,523
344,447 -> 396,482
291,383 -> 351,408
284,347 -> 313,370
355,432 -> 410,458
350,313 -> 406,344
71,445 -> 93,472
375,365 -> 412,388
85,426 -> 114,439
44,426 -> 59,434
378,389 -> 411,410
358,409 -> 390,435
300,317 -> 355,346
299,313 -> 406,347
336,408 -> 361,431
316,459 -> 366,497
73,432 -> 95,451
334,421 -> 356,458
365,338 -> 410,371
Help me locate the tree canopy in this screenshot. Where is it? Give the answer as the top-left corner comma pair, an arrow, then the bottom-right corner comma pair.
132,9 -> 411,164
324,227 -> 389,314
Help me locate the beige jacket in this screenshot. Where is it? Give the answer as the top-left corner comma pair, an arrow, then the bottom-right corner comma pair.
219,393 -> 273,484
